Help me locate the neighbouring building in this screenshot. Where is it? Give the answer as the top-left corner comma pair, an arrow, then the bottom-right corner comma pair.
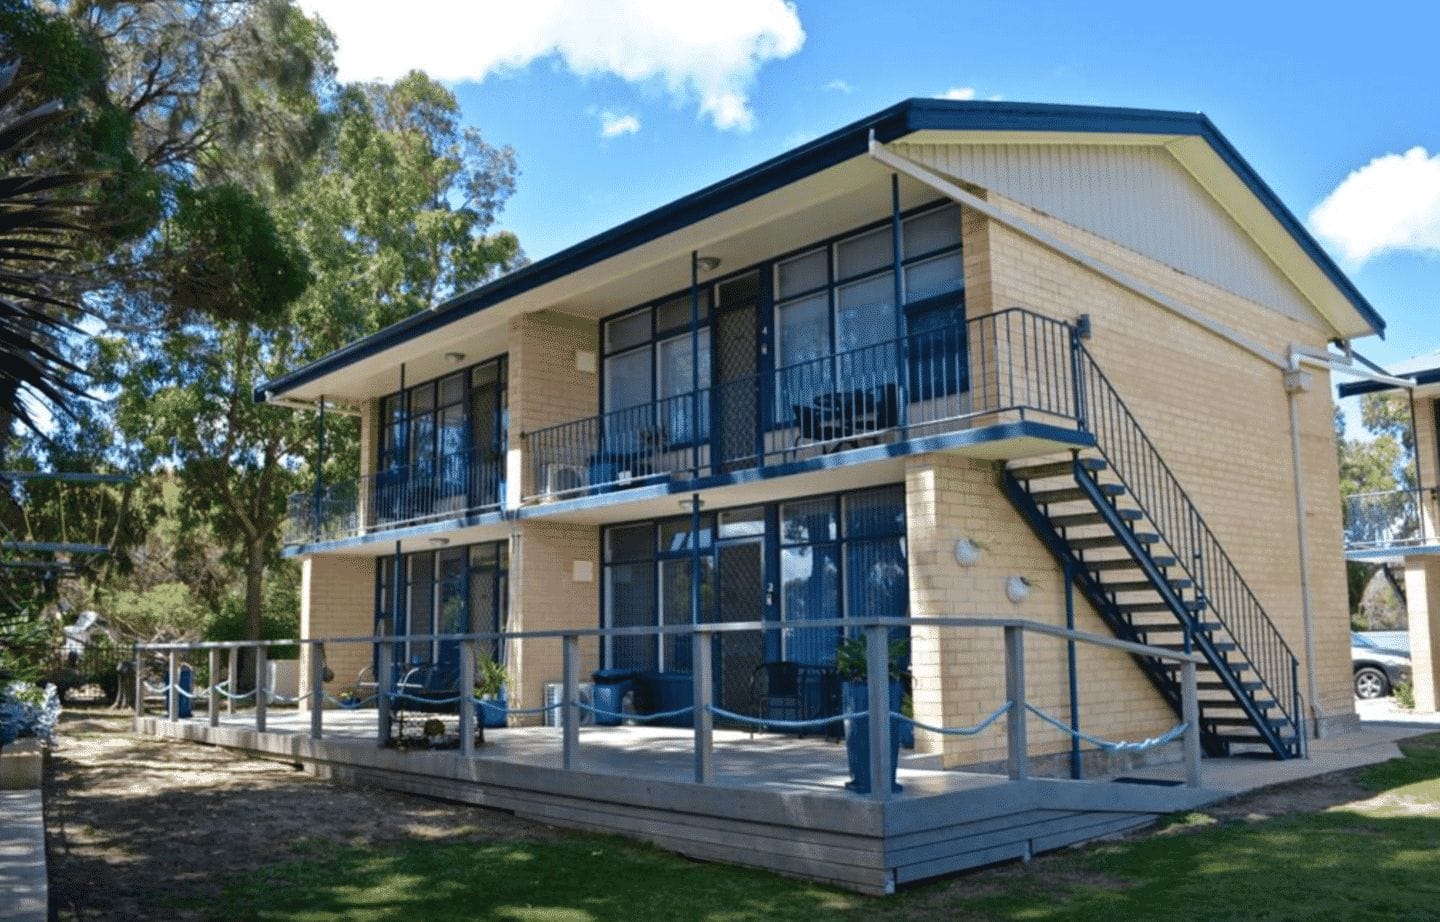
261,98 -> 1384,773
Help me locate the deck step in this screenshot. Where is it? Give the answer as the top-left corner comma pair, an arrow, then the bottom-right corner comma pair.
1030,484 -> 1126,504
1051,509 -> 1143,528
1008,458 -> 1107,481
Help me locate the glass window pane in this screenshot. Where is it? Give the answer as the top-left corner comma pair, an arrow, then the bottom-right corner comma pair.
905,252 -> 964,302
660,558 -> 712,671
604,347 -> 652,413
657,292 -> 709,333
846,537 -> 907,621
439,372 -> 466,406
717,272 -> 760,308
657,331 -> 711,398
605,309 -> 651,353
606,561 -> 656,671
471,361 -> 499,388
776,249 -> 827,299
781,497 -> 837,545
606,523 -> 654,563
904,204 -> 962,257
660,514 -> 714,553
409,382 -> 435,414
836,226 -> 892,280
409,413 -> 435,469
382,394 -> 403,423
776,294 -> 831,369
718,507 -> 765,540
781,544 -> 841,666
836,272 -> 896,352
469,542 -> 497,568
844,486 -> 906,538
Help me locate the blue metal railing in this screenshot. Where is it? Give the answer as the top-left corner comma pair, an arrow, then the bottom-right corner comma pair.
1073,344 -> 1302,752
523,308 -> 1079,501
285,447 -> 503,545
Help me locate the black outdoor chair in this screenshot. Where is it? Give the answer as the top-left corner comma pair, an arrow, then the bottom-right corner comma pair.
749,662 -> 843,741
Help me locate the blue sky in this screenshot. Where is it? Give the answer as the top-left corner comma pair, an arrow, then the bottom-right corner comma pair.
303,1 -> 1440,385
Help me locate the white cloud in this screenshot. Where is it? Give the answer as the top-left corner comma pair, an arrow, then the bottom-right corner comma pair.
298,0 -> 805,131
824,78 -> 852,94
940,86 -> 976,100
1310,146 -> 1440,265
596,110 -> 641,138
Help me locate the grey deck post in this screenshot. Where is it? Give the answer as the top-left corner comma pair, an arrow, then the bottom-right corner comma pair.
866,625 -> 893,802
133,648 -> 144,718
208,648 -> 219,728
227,647 -> 237,715
1182,660 -> 1202,788
309,641 -> 325,740
693,630 -> 714,784
377,624 -> 393,746
562,634 -> 580,771
254,644 -> 268,733
1005,625 -> 1028,781
459,639 -> 476,758
167,651 -> 179,721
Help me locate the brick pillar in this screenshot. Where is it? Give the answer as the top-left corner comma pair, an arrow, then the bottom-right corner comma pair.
1405,556 -> 1440,712
297,555 -> 377,716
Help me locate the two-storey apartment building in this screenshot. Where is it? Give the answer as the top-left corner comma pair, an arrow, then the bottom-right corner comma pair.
262,99 -> 1382,770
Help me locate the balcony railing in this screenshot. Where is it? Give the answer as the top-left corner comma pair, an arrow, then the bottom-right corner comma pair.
523,307 -> 1080,502
285,448 -> 503,545
1343,488 -> 1429,552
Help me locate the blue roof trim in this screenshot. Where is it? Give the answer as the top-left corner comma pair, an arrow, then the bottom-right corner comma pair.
259,99 -> 1384,402
1338,367 -> 1440,398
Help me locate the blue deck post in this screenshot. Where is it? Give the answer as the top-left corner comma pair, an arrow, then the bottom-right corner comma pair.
562,634 -> 580,770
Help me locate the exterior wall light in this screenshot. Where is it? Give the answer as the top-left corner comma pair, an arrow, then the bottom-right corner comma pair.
954,538 -> 983,566
1005,575 -> 1032,604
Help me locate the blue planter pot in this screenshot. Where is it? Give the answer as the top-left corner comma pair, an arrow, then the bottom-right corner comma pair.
844,681 -> 903,794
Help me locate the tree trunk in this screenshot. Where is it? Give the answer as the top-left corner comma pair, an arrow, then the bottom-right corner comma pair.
236,537 -> 266,691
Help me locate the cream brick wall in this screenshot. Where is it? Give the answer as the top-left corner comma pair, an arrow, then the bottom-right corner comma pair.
1405,556 -> 1440,711
508,311 -> 600,498
508,520 -> 602,717
906,454 -> 1177,768
298,555 -> 377,714
965,193 -> 1356,731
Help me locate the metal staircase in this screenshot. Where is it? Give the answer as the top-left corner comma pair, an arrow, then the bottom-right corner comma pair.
1003,342 -> 1305,760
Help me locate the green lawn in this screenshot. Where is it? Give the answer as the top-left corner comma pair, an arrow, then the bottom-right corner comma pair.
185,735 -> 1440,921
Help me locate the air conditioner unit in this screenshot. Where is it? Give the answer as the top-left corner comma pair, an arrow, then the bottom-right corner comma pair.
540,463 -> 586,497
543,681 -> 595,728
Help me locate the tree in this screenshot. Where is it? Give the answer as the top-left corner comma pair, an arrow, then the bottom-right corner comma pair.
1336,400 -> 1415,623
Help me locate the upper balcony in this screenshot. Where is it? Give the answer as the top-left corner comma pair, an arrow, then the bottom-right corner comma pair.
1342,487 -> 1440,560
521,307 -> 1086,507
283,307 -> 1092,550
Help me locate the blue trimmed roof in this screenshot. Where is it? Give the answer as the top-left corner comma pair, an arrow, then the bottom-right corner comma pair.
1337,349 -> 1440,397
258,98 -> 1385,402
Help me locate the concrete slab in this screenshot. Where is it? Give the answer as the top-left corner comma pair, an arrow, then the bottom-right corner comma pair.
0,789 -> 47,922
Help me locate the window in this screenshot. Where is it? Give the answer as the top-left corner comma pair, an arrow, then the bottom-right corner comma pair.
376,356 -> 508,519
602,293 -> 712,446
376,540 -> 510,668
600,486 -> 907,671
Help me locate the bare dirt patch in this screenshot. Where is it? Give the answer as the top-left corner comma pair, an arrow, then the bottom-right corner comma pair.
45,709 -> 564,921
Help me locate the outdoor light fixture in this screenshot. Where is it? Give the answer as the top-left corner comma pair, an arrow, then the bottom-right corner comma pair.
444,351 -> 466,365
428,537 -> 450,547
695,255 -> 722,273
678,499 -> 705,510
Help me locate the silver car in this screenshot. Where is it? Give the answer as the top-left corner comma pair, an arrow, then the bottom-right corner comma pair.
1352,631 -> 1412,700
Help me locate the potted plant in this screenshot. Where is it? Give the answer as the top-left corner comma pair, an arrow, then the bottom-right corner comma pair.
835,636 -> 907,794
473,659 -> 510,742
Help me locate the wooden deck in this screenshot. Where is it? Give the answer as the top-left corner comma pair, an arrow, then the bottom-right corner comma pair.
135,710 -> 1220,894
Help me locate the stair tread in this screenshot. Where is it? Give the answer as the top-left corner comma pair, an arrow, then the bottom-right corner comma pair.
1101,578 -> 1194,592
1008,458 -> 1107,480
1071,532 -> 1159,549
1030,484 -> 1126,504
1051,509 -> 1144,528
1130,621 -> 1223,633
1122,601 -> 1205,613
1086,555 -> 1177,571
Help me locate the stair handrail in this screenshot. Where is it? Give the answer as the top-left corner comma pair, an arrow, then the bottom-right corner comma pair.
1072,342 -> 1301,740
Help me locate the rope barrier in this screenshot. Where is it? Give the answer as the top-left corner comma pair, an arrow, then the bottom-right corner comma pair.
890,701 -> 1012,736
1024,704 -> 1188,752
324,693 -> 380,709
387,691 -> 465,706
492,700 -> 560,716
705,705 -> 861,730
575,702 -> 695,724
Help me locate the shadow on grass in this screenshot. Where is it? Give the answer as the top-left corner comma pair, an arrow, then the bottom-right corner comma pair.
175,835 -> 861,922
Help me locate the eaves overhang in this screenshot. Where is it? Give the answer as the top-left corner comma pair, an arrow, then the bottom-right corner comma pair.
258,98 -> 1385,404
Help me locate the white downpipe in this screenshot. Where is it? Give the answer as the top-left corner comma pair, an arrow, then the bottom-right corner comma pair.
1285,351 -> 1324,739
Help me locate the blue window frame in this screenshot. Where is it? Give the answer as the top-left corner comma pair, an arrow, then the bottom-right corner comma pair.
600,484 -> 907,671
375,539 -> 509,670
